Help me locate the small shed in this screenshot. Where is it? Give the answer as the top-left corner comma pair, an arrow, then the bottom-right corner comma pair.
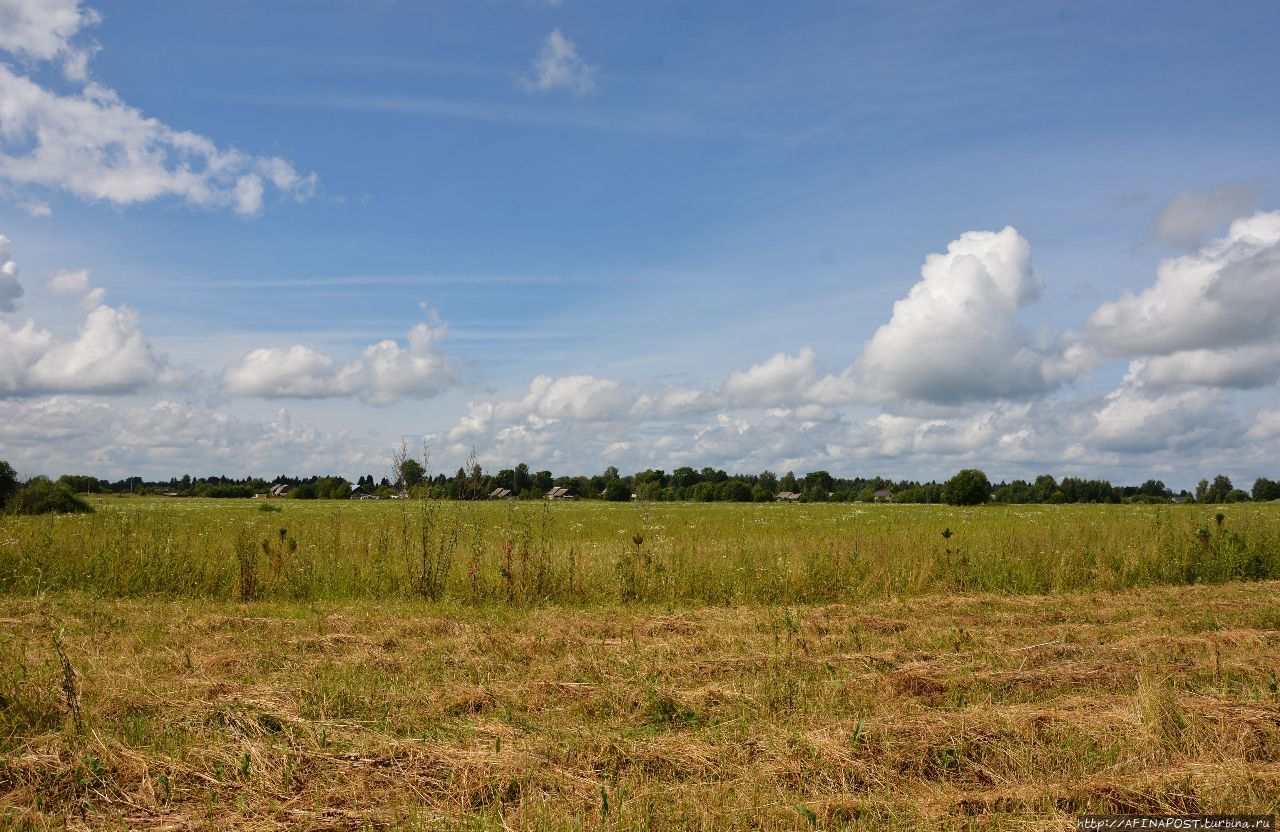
873,489 -> 893,503
490,487 -> 512,499
775,491 -> 800,501
547,486 -> 573,500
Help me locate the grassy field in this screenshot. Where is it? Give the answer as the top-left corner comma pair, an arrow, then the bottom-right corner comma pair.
2,499 -> 1279,829
2,498 -> 1279,604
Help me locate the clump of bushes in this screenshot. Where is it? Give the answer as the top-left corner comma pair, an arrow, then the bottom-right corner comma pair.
1,459 -> 94,516
942,469 -> 991,506
6,478 -> 94,516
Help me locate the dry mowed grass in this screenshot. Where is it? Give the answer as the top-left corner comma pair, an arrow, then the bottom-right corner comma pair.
2,581 -> 1279,830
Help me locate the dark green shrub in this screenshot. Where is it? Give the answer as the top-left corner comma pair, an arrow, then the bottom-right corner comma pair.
7,480 -> 94,515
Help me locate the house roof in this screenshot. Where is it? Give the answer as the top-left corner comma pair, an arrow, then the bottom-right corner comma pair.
490,487 -> 512,498
776,491 -> 800,500
873,489 -> 893,497
547,486 -> 570,498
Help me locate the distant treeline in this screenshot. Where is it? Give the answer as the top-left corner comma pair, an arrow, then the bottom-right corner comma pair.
21,463 -> 1280,505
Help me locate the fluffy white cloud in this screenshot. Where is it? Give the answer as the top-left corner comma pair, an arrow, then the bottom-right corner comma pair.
1087,210 -> 1280,392
0,2 -> 316,215
1087,211 -> 1280,356
854,226 -> 1089,403
0,301 -> 177,394
1126,346 -> 1280,390
1151,185 -> 1258,249
448,373 -> 633,441
45,266 -> 88,294
0,233 -> 21,312
721,347 -> 822,406
1085,385 -> 1227,454
1246,409 -> 1280,442
222,315 -> 454,405
510,374 -> 630,420
0,237 -> 178,393
434,213 -> 1280,481
0,67 -> 317,215
519,29 -> 596,95
0,0 -> 98,74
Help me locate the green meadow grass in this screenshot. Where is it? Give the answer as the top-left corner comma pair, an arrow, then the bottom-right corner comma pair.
1,498 -> 1277,604
2,499 -> 1279,829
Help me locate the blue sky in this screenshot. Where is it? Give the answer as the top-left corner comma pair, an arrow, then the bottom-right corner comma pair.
1,0 -> 1279,489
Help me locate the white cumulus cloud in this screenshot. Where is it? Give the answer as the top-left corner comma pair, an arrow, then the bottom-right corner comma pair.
0,0 -> 317,215
0,237 -> 180,394
1246,409 -> 1280,442
45,266 -> 88,294
721,347 -> 822,407
0,301 -> 177,395
519,29 -> 596,95
1126,346 -> 1280,390
854,226 -> 1089,403
222,314 -> 454,405
0,67 -> 318,215
1087,210 -> 1280,390
0,0 -> 98,74
1086,385 -> 1227,454
0,233 -> 22,311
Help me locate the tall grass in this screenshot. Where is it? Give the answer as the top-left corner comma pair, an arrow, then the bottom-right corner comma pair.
1,498 -> 1278,604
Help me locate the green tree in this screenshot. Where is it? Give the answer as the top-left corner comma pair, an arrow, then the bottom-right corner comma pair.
942,469 -> 991,506
1138,479 -> 1170,498
1031,474 -> 1058,503
0,459 -> 17,509
633,480 -> 664,501
804,470 -> 834,495
670,467 -> 699,489
513,463 -> 531,493
602,480 -> 630,502
398,458 -> 425,491
1204,474 -> 1234,503
1253,477 -> 1280,501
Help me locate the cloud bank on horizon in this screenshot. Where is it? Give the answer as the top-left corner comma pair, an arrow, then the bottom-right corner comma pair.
0,0 -> 1279,485
441,214 -> 1280,480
